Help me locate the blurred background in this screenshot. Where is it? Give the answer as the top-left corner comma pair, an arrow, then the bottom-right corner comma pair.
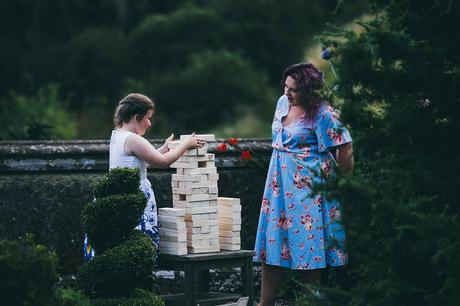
0,0 -> 368,140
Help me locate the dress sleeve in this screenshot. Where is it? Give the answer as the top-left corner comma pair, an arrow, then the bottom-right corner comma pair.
315,105 -> 352,153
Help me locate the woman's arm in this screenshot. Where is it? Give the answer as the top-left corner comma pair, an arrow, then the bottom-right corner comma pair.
125,134 -> 202,168
336,142 -> 354,175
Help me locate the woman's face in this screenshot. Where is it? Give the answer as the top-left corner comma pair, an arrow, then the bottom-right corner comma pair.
284,76 -> 301,106
134,109 -> 154,136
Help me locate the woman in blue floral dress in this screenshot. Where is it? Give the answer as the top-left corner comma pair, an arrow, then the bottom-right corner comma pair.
254,63 -> 354,305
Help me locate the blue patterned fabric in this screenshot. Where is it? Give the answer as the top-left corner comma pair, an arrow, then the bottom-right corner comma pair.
253,95 -> 352,270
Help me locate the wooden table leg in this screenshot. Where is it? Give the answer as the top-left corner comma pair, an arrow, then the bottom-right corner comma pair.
242,257 -> 254,305
184,264 -> 197,306
197,269 -> 210,292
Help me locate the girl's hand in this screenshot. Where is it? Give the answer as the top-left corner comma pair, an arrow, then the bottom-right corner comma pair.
163,133 -> 174,151
185,132 -> 206,149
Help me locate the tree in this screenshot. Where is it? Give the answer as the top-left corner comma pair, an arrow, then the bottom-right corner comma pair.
298,1 -> 460,305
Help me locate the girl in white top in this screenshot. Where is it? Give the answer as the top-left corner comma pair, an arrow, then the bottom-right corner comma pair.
84,93 -> 205,260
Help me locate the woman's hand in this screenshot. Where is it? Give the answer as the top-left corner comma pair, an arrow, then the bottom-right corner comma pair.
337,142 -> 354,175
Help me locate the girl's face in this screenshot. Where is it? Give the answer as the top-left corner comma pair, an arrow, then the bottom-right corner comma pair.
284,76 -> 301,106
134,109 -> 154,136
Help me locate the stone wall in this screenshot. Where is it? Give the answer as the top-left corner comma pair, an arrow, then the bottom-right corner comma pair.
0,139 -> 272,275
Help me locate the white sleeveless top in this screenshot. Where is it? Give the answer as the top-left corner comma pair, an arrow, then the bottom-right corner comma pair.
109,130 -> 148,180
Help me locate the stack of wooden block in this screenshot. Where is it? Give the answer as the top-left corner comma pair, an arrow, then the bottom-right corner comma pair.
217,197 -> 242,251
158,208 -> 187,255
168,134 -> 220,254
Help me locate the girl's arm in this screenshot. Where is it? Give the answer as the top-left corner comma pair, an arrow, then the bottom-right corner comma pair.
336,142 -> 354,175
125,134 -> 203,168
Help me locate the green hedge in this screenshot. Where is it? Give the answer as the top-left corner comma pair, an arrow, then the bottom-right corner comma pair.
0,235 -> 59,306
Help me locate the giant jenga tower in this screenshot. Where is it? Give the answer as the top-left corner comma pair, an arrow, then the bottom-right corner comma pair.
168,134 -> 220,254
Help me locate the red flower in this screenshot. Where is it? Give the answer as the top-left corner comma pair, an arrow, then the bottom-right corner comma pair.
228,137 -> 238,145
216,143 -> 228,152
240,150 -> 252,160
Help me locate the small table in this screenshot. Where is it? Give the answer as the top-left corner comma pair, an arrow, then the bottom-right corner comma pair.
157,250 -> 255,306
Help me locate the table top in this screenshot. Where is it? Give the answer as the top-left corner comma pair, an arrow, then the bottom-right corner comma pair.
158,250 -> 255,262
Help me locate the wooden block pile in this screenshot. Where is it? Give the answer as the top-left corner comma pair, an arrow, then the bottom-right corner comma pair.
168,134 -> 220,254
217,197 -> 242,251
158,208 -> 187,255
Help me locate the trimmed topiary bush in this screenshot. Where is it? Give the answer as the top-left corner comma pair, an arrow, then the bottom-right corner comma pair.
77,231 -> 157,298
94,167 -> 142,198
0,234 -> 59,306
81,193 -> 146,254
78,168 -> 161,305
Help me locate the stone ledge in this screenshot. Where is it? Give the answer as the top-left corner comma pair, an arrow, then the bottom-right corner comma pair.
0,138 -> 272,173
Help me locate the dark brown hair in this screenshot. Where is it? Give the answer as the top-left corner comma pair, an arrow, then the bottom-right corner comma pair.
113,93 -> 155,128
281,63 -> 325,121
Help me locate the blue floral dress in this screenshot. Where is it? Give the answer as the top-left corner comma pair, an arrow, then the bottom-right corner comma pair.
253,95 -> 352,270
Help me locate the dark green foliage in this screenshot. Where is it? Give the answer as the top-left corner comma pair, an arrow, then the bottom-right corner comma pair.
0,234 -> 59,306
81,193 -> 146,254
52,287 -> 92,306
77,231 -> 157,299
302,0 -> 460,305
0,0 -> 367,139
94,167 -> 142,198
92,289 -> 164,306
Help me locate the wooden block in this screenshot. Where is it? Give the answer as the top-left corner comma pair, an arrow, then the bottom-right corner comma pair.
210,225 -> 219,232
184,148 -> 198,156
171,180 -> 179,188
209,185 -> 218,194
186,219 -> 211,227
218,212 -> 241,219
171,174 -> 201,182
158,208 -> 185,217
172,186 -> 210,195
158,221 -> 186,230
185,213 -> 210,222
219,230 -> 240,237
185,206 -> 217,214
219,224 -> 241,231
219,244 -> 241,251
184,167 -> 217,175
159,240 -> 187,249
160,245 -> 188,255
187,245 -> 220,254
159,227 -> 183,237
160,233 -> 187,243
158,215 -> 185,224
187,232 -> 219,240
219,236 -> 241,244
218,217 -> 242,225
180,134 -> 216,142
218,197 -> 241,206
218,205 -> 242,212
170,161 -> 199,169
196,146 -> 208,155
178,153 -> 215,162
209,238 -> 220,246
207,173 -> 219,181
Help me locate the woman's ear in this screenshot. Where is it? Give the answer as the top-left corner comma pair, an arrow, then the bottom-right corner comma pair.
134,114 -> 141,122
